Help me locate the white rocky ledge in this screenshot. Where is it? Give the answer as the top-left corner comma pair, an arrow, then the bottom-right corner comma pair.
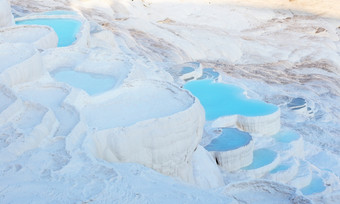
212,109 -> 281,136
82,80 -> 205,182
0,0 -> 14,27
15,13 -> 90,48
0,43 -> 44,87
0,25 -> 58,49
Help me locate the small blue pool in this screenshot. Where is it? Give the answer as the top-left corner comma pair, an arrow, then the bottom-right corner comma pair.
300,175 -> 326,195
287,97 -> 306,110
205,128 -> 252,151
16,18 -> 82,47
242,148 -> 277,170
52,70 -> 116,95
270,164 -> 290,174
273,130 -> 300,143
184,79 -> 278,121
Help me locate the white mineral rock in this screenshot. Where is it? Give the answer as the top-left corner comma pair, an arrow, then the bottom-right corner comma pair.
0,25 -> 58,49
0,43 -> 44,87
0,0 -> 14,27
84,80 -> 205,183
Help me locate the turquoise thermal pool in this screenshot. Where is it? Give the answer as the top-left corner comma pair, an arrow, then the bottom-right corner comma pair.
52,70 -> 116,95
16,18 -> 81,47
205,128 -> 252,151
273,130 -> 300,143
300,175 -> 326,195
242,148 -> 277,170
184,79 -> 278,121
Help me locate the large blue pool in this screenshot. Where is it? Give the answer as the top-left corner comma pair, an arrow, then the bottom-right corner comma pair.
16,18 -> 82,47
52,70 -> 116,95
184,79 -> 278,121
205,128 -> 252,151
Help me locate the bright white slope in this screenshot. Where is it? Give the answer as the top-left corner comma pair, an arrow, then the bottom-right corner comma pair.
1,0 -> 340,203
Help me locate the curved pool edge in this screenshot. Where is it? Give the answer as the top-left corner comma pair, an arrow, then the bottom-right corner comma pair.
211,108 -> 281,136
211,138 -> 254,172
79,80 -> 206,183
15,14 -> 90,48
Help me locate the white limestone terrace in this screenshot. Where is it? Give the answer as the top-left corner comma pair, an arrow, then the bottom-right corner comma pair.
241,148 -> 280,179
15,83 -> 79,137
0,43 -> 44,87
0,0 -> 14,27
1,0 -> 339,202
14,11 -> 90,48
0,25 -> 58,49
82,80 -> 205,182
205,128 -> 254,172
167,62 -> 203,83
184,79 -> 281,136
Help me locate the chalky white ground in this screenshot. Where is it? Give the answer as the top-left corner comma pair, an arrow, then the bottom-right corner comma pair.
1,0 -> 340,203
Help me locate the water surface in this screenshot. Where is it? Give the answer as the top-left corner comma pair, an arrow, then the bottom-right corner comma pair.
16,18 -> 81,47
184,79 -> 278,120
205,128 -> 252,151
242,148 -> 277,170
52,70 -> 116,95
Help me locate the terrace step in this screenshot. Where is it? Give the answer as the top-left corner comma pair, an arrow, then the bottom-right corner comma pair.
289,160 -> 312,189
0,101 -> 59,161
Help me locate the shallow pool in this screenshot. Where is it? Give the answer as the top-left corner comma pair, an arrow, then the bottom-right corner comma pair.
270,164 -> 290,174
242,148 -> 277,170
16,18 -> 81,47
184,79 -> 278,120
205,128 -> 252,151
300,175 -> 326,195
273,130 -> 300,143
287,97 -> 306,110
52,70 -> 116,95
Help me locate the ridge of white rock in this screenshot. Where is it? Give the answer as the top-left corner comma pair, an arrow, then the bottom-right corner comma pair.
266,158 -> 300,184
212,139 -> 254,172
192,145 -> 225,188
0,43 -> 44,87
15,13 -> 90,48
0,25 -> 58,49
211,109 -> 281,136
1,0 -> 339,202
85,80 -> 205,182
0,0 -> 14,27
